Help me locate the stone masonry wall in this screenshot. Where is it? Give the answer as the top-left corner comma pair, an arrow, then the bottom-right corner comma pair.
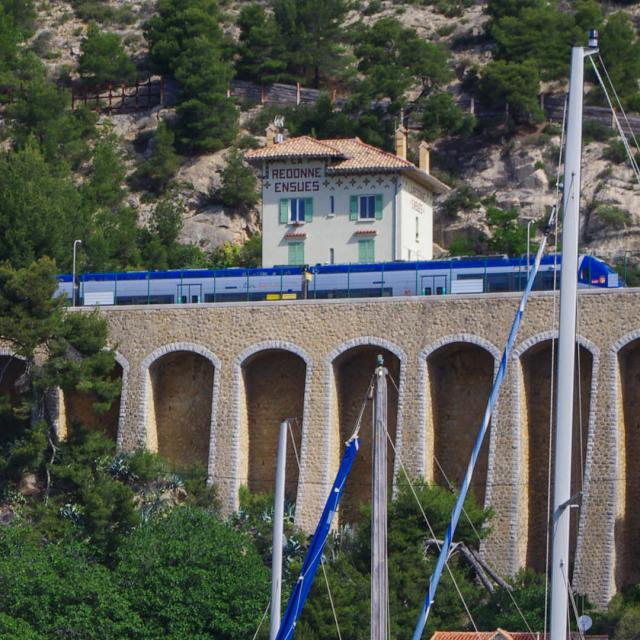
93,289 -> 640,607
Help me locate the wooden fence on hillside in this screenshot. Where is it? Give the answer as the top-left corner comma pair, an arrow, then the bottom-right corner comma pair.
70,76 -> 164,114
7,72 -> 636,136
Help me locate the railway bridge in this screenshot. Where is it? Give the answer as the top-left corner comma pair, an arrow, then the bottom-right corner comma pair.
3,289 -> 639,606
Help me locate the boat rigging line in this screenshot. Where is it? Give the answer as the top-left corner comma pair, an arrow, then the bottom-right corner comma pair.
411,202 -> 558,640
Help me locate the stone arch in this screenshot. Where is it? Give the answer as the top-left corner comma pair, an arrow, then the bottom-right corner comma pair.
231,341 -> 313,507
325,337 -> 406,524
513,331 -> 599,574
610,328 -> 640,589
419,334 -> 500,509
140,342 -> 220,473
60,351 -> 129,444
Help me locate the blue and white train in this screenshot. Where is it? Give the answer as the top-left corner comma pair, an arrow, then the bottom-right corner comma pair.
56,254 -> 621,306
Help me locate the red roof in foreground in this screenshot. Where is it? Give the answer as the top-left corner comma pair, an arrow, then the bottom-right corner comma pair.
430,631 -> 608,640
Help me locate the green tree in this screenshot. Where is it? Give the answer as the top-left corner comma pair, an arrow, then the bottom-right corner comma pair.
0,259 -> 121,488
420,92 -> 476,142
139,199 -> 205,269
0,143 -> 87,268
489,3 -> 581,80
8,72 -> 97,166
475,569 -> 548,630
355,18 -> 452,109
272,0 -> 352,87
299,479 -> 489,639
145,0 -> 238,152
236,3 -> 286,83
115,508 -> 270,639
215,148 -> 259,211
131,121 -> 181,194
486,206 -> 529,256
81,135 -> 141,271
0,527 -> 142,639
597,13 -> 640,108
479,60 -> 543,125
78,23 -> 136,86
209,234 -> 262,268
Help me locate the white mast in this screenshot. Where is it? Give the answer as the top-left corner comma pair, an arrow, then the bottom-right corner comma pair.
270,421 -> 288,640
550,32 -> 598,640
371,356 -> 389,640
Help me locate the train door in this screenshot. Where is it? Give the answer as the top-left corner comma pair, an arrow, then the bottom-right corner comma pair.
420,274 -> 447,295
177,283 -> 202,304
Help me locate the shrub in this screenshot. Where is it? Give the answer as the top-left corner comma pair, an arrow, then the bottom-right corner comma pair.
213,148 -> 259,211
130,121 -> 180,194
603,140 -> 628,164
440,185 -> 480,218
596,204 -> 631,228
78,23 -> 136,86
420,92 -> 475,141
583,119 -> 613,143
115,508 -> 270,639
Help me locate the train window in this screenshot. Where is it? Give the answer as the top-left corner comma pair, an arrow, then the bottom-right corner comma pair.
180,295 -> 187,304
192,295 -> 200,303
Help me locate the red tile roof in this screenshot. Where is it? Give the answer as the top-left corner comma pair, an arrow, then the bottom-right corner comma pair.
244,136 -> 450,193
430,631 -> 608,640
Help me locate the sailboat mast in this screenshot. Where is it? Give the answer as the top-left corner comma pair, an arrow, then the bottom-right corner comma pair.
372,356 -> 389,640
550,34 -> 597,640
270,420 -> 288,640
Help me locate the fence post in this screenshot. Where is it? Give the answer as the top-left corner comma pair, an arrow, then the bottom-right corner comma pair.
296,82 -> 300,105
160,76 -> 165,106
134,79 -> 139,110
121,83 -> 125,112
469,95 -> 475,115
108,84 -> 113,113
261,85 -> 265,104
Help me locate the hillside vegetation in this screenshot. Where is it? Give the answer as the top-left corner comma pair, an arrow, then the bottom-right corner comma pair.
1,0 -> 640,274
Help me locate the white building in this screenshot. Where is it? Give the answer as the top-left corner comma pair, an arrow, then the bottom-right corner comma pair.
245,127 -> 450,267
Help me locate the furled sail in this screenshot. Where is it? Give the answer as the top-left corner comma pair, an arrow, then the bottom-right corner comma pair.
276,436 -> 360,640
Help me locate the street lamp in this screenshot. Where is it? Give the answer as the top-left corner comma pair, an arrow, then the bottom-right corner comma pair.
72,239 -> 82,307
526,219 -> 535,273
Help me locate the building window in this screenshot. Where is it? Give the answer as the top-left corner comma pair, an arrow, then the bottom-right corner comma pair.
330,248 -> 335,264
330,196 -> 335,214
350,194 -> 383,221
416,216 -> 420,242
358,238 -> 375,263
288,241 -> 305,265
279,198 -> 313,224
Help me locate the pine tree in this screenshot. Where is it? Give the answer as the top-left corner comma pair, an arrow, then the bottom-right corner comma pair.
131,121 -> 180,193
78,23 -> 136,86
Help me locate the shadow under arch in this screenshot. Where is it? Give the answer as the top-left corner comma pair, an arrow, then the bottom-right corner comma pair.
61,351 -> 129,444
421,335 -> 499,508
140,342 -> 220,470
516,333 -> 596,574
326,337 -> 406,525
611,329 -> 640,589
233,340 -> 313,504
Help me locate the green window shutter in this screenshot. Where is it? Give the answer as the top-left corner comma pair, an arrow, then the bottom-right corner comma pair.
374,194 -> 383,220
304,198 -> 313,222
358,239 -> 375,263
288,242 -> 304,265
279,199 -> 289,224
350,196 -> 358,220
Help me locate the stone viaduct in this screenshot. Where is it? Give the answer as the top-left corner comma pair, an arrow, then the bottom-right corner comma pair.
3,289 -> 639,607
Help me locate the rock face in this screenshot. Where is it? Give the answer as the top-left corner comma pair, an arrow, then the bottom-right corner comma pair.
27,0 -> 640,260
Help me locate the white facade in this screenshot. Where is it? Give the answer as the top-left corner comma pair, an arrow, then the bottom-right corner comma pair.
259,160 -> 437,267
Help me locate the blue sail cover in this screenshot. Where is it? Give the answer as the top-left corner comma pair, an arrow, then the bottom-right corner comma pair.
276,437 -> 360,640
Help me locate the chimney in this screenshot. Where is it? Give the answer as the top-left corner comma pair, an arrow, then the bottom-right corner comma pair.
266,123 -> 278,147
419,140 -> 431,173
395,123 -> 408,160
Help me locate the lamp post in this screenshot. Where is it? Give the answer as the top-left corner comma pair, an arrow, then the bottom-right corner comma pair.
526,219 -> 535,273
72,239 -> 82,307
